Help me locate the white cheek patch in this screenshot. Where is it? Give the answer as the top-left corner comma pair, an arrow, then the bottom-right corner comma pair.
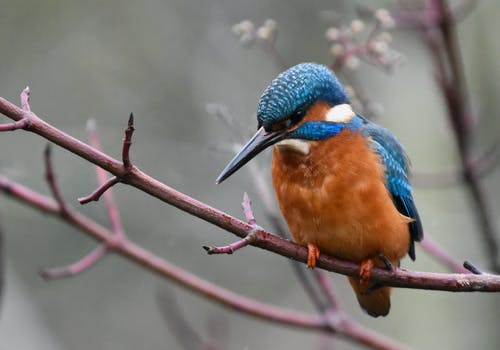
325,104 -> 355,123
276,139 -> 310,155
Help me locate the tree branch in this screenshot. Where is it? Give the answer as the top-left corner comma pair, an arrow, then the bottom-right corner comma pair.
0,174 -> 407,350
1,96 -> 499,292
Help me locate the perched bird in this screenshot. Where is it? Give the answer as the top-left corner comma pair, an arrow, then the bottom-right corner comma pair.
216,63 -> 423,317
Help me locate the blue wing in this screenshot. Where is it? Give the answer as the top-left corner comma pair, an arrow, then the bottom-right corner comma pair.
361,117 -> 423,260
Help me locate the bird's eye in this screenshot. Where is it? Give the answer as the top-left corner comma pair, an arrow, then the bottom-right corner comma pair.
290,109 -> 304,124
269,119 -> 292,132
267,108 -> 305,132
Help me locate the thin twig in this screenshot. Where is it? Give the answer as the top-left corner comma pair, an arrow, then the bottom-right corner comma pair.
203,233 -> 255,255
313,270 -> 340,311
420,235 -> 470,273
21,86 -> 30,111
41,245 -> 108,280
241,192 -> 256,226
78,176 -> 120,204
122,113 -> 135,169
43,145 -> 68,213
157,289 -> 223,350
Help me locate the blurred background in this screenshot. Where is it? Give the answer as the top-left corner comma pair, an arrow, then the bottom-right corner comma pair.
0,0 -> 499,349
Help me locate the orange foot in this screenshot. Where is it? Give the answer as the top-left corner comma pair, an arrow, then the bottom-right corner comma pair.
359,258 -> 375,288
307,243 -> 320,269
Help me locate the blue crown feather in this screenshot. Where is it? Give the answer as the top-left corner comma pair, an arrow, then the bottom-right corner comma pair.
257,63 -> 349,129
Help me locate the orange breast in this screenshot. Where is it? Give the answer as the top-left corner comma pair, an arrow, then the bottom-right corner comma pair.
271,129 -> 411,263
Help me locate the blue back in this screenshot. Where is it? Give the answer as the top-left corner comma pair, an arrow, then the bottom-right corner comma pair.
362,118 -> 423,259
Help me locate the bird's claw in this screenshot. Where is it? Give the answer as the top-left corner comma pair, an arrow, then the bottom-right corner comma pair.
307,243 -> 320,269
377,253 -> 395,272
359,258 -> 374,287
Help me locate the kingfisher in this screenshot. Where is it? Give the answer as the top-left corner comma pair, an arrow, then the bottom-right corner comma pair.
216,63 -> 423,317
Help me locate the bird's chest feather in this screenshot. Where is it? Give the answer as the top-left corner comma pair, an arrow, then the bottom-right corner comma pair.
271,129 -> 410,262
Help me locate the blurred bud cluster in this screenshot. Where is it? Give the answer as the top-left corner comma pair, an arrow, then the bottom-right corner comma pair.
325,8 -> 401,72
231,19 -> 278,47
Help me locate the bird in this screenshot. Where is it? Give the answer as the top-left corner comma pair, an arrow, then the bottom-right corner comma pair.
216,62 -> 423,317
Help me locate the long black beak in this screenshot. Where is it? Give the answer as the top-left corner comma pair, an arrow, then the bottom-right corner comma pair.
216,126 -> 287,184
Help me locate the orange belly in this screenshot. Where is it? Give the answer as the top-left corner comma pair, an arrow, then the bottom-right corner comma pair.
271,129 -> 411,264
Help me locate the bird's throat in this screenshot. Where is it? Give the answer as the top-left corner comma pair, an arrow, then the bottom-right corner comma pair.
275,139 -> 310,155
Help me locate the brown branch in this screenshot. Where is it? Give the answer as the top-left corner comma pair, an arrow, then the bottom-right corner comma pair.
1,84 -> 500,349
1,91 -> 500,290
0,174 -> 407,350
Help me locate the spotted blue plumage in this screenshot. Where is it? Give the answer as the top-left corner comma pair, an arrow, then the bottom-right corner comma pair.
257,63 -> 349,129
362,119 -> 424,260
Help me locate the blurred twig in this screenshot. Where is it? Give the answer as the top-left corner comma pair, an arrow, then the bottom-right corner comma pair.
413,0 -> 499,272
232,19 -> 288,71
420,235 -> 470,273
157,288 -> 226,350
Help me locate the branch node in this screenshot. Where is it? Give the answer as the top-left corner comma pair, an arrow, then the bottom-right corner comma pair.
0,118 -> 29,132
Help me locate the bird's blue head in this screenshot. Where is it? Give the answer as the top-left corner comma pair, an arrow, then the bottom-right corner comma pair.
257,63 -> 349,130
217,63 -> 351,183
